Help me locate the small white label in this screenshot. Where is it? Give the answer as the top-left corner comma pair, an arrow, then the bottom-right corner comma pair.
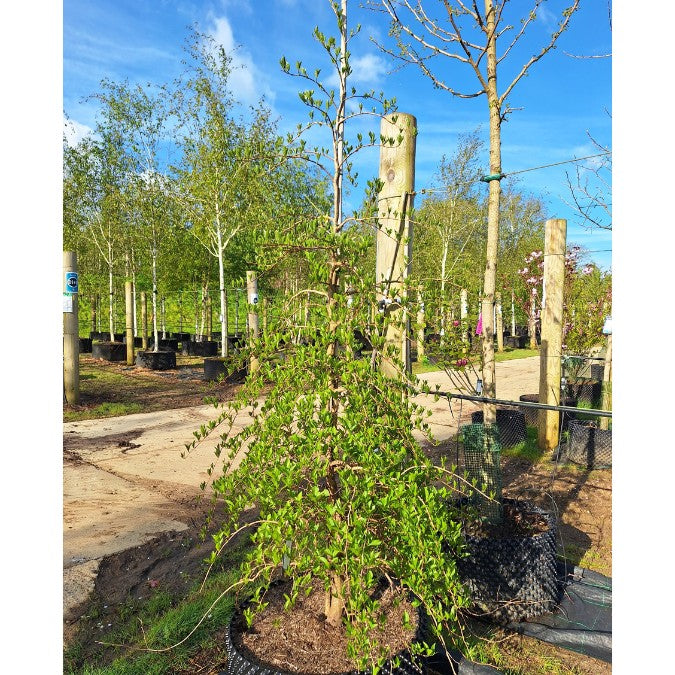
63,294 -> 73,313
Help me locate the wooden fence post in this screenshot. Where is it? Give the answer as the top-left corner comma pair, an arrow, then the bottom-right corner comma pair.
63,251 -> 79,405
496,291 -> 504,353
141,292 -> 148,350
416,286 -> 425,362
247,271 -> 260,374
538,218 -> 567,451
125,280 -> 134,365
375,112 -> 417,378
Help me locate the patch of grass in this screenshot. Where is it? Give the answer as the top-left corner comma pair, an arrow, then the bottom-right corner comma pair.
412,357 -> 443,374
444,623 -> 588,674
64,402 -> 143,422
494,348 -> 538,363
560,544 -> 612,577
413,348 -> 537,375
502,426 -> 545,463
64,543 -> 252,675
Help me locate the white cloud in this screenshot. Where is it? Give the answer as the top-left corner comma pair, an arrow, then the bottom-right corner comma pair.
326,52 -> 387,88
536,5 -> 558,31
63,117 -> 93,147
207,15 -> 275,106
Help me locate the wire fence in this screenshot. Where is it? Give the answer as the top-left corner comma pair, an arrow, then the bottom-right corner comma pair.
439,386 -> 612,475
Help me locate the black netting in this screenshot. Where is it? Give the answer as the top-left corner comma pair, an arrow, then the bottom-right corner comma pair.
461,423 -> 503,522
561,419 -> 612,469
470,408 -> 527,448
456,499 -> 560,625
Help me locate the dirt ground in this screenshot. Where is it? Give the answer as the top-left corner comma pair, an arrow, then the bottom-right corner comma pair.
63,355 -> 612,673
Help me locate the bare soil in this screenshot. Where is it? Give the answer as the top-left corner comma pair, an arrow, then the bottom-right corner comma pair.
63,355 -> 612,674
236,580 -> 418,674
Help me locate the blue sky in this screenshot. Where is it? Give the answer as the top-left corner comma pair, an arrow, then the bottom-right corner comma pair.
63,0 -> 612,270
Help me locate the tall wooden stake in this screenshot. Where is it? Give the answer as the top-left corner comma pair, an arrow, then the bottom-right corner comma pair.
460,288 -> 468,352
538,218 -> 567,451
599,332 -> 612,431
247,271 -> 260,374
141,292 -> 148,350
495,291 -> 504,353
63,251 -> 79,405
376,112 -> 417,378
125,280 -> 134,365
416,286 -> 425,362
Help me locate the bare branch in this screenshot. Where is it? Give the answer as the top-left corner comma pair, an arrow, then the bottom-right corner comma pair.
499,0 -> 581,108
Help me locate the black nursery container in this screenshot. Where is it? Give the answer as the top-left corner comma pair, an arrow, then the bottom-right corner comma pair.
204,357 -> 247,382
79,337 -> 92,353
565,419 -> 612,469
136,350 -> 176,370
503,335 -> 527,349
91,341 -> 126,362
182,339 -> 218,357
148,338 -> 179,352
518,393 -> 578,429
456,498 -> 560,624
470,408 -> 527,447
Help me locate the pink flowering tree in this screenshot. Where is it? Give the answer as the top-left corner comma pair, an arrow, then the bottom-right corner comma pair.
425,315 -> 483,395
510,246 -> 611,375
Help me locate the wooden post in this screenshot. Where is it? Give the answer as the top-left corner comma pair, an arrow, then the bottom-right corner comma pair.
91,294 -> 97,336
376,112 -> 416,378
247,271 -> 260,374
460,288 -> 468,351
207,294 -> 213,341
600,331 -> 612,431
63,251 -> 79,405
226,288 -> 230,356
179,291 -> 183,333
416,286 -> 425,362
141,292 -> 148,350
495,291 -> 504,353
262,297 -> 269,335
125,280 -> 134,365
235,289 -> 240,336
538,218 -> 567,451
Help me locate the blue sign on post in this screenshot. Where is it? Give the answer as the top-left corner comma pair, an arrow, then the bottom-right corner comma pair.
65,272 -> 79,294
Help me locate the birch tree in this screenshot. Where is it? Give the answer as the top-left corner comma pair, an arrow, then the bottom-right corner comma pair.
63,111 -> 131,340
417,131 -> 485,336
374,0 -> 580,423
174,31 -> 274,357
106,80 -> 177,352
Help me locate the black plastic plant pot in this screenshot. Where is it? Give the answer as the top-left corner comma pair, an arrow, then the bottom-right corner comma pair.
172,332 -> 192,342
148,338 -> 179,352
79,337 -> 92,353
590,364 -> 605,381
89,331 -> 104,340
518,394 -> 578,430
565,420 -> 612,469
225,601 -> 426,675
91,341 -> 126,362
456,498 -> 560,625
136,350 -> 176,371
566,379 -> 602,406
122,336 -> 144,348
204,357 -> 248,382
503,335 -> 527,349
226,335 -> 245,350
182,339 -> 218,357
470,409 -> 527,447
